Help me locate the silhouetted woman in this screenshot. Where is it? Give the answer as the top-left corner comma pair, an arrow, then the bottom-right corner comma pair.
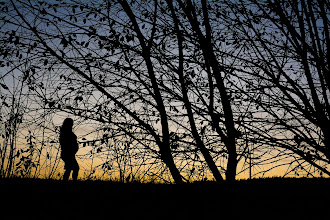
60,118 -> 79,181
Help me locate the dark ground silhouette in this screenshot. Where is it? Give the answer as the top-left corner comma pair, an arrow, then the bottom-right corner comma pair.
1,177 -> 329,219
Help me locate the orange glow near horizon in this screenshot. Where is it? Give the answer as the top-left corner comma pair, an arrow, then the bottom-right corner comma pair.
1,116 -> 328,182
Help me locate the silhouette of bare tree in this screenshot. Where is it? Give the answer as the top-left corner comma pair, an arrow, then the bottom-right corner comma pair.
1,0 -> 328,182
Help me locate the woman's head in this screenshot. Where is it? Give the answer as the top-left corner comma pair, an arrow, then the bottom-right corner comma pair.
61,118 -> 74,131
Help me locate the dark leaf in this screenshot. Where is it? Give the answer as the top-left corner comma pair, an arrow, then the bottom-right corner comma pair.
41,8 -> 47,15
75,96 -> 83,102
0,83 -> 9,90
48,101 -> 55,108
14,36 -> 19,45
60,38 -> 68,48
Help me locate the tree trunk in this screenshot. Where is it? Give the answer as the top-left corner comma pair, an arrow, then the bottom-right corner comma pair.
119,0 -> 183,183
167,0 -> 223,182
226,141 -> 237,182
178,0 -> 238,181
160,143 -> 183,184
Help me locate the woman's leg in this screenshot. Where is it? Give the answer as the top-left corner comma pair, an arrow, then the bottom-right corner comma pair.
72,158 -> 79,181
63,169 -> 71,181
62,157 -> 72,181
